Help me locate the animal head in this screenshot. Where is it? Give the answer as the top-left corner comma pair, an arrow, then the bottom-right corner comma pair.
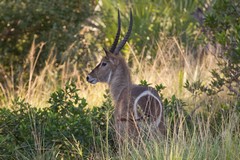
87,9 -> 133,84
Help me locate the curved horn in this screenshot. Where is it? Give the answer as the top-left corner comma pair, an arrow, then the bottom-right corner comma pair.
109,9 -> 121,53
113,9 -> 133,55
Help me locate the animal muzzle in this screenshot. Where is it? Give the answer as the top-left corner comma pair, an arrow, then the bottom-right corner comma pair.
86,75 -> 98,84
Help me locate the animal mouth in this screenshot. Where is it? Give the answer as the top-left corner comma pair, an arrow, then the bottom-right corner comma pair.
88,79 -> 97,84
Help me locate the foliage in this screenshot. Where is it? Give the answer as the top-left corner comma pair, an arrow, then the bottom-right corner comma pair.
184,80 -> 240,136
193,0 -> 240,97
99,0 -> 203,59
0,0 -> 96,72
46,81 -> 91,153
0,98 -> 34,158
0,81 -> 113,159
184,79 -> 221,96
183,1 -> 240,125
90,90 -> 115,151
139,79 -> 152,87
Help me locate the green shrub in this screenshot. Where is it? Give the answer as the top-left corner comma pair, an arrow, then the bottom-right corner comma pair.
184,0 -> 240,124
0,0 -> 96,73
0,81 -> 114,159
194,0 -> 240,98
100,0 -> 203,58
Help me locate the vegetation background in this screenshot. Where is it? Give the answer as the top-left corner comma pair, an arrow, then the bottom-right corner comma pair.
0,0 -> 239,159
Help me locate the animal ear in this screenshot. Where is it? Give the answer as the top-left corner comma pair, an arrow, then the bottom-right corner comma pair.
103,48 -> 112,57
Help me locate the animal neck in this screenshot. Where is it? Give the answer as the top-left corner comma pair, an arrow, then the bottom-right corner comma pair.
108,60 -> 132,103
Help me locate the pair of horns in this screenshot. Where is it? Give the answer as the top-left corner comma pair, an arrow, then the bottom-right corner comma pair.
108,9 -> 133,55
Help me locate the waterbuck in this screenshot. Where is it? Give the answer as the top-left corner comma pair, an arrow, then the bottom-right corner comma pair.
87,10 -> 166,141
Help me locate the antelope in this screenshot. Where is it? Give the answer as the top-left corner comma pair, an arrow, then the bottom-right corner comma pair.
87,10 -> 166,141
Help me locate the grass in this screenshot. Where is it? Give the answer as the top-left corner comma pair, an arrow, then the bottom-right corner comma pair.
88,110 -> 239,160
2,110 -> 239,159
0,36 -> 239,159
0,34 -> 217,108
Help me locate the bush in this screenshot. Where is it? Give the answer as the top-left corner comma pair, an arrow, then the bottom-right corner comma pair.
100,0 -> 202,58
184,0 -> 240,120
199,0 -> 239,97
0,81 -> 113,159
0,0 -> 96,72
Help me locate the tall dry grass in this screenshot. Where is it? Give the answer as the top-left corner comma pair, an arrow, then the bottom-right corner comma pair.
0,36 -> 218,108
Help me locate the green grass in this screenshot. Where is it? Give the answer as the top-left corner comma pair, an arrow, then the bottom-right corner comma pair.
84,109 -> 240,160
1,109 -> 239,159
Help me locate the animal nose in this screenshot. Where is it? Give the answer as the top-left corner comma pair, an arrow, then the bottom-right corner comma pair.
86,75 -> 90,81
86,75 -> 97,84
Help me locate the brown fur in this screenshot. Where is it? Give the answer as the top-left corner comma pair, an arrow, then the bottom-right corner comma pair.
87,53 -> 166,142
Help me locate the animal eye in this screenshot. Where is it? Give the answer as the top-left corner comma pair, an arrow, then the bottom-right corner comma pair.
101,62 -> 107,67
